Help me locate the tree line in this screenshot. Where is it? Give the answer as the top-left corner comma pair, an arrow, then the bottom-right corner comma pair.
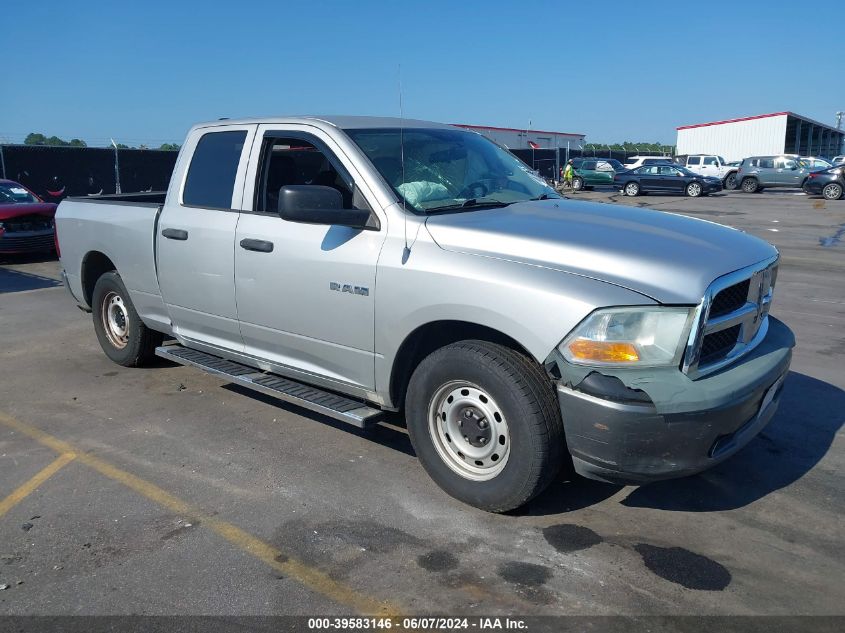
23,133 -> 180,151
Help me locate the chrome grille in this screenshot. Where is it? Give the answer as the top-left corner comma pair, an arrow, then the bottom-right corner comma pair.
683,256 -> 778,378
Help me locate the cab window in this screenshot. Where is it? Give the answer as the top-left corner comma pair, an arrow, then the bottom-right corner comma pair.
183,130 -> 247,209
703,157 -> 717,166
256,136 -> 357,213
687,156 -> 701,165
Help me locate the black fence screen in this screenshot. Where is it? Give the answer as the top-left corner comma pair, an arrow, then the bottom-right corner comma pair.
0,145 -> 178,203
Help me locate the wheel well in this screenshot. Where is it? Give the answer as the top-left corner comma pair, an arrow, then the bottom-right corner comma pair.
81,251 -> 116,306
389,320 -> 533,409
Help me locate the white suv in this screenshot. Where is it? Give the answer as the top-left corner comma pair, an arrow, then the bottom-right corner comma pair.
676,155 -> 739,190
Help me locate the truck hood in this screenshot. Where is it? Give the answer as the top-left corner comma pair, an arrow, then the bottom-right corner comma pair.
0,202 -> 57,221
424,199 -> 777,304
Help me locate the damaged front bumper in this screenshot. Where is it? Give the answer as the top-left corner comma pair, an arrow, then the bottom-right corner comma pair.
550,316 -> 795,484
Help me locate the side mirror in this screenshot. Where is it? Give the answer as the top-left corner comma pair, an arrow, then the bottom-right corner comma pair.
278,185 -> 371,229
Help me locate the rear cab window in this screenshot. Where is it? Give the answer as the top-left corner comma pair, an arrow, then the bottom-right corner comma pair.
182,130 -> 248,209
687,156 -> 701,165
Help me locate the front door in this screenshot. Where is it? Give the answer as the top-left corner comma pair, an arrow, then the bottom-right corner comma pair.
157,125 -> 256,351
233,125 -> 386,392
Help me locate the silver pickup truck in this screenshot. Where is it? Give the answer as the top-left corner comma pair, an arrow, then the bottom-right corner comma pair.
56,116 -> 794,512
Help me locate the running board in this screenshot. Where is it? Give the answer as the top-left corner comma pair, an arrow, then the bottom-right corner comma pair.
155,345 -> 384,428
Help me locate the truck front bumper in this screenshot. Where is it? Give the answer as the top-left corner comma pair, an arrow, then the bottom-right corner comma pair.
554,317 -> 794,485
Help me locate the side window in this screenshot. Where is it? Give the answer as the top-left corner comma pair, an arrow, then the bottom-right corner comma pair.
183,131 -> 247,209
703,157 -> 717,166
687,156 -> 701,165
257,136 -> 358,213
596,161 -> 613,172
782,159 -> 797,169
760,158 -> 775,169
582,161 -> 598,170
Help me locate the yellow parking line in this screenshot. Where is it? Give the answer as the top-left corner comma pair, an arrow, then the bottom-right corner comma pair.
0,452 -> 76,519
0,411 -> 399,616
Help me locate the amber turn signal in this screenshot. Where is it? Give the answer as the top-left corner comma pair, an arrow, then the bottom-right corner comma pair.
567,339 -> 640,363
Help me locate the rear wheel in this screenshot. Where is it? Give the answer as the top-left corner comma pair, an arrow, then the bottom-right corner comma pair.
624,182 -> 640,197
724,173 -> 738,190
405,341 -> 564,512
92,271 -> 162,367
741,177 -> 759,193
572,176 -> 584,191
686,181 -> 703,197
823,183 -> 843,200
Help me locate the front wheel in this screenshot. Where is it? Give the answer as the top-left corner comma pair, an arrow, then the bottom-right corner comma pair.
823,183 -> 844,200
724,173 -> 738,190
405,341 -> 564,512
686,181 -> 703,197
624,182 -> 640,197
92,271 -> 162,367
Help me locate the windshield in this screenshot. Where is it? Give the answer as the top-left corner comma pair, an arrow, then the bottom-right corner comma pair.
344,127 -> 558,212
0,183 -> 39,204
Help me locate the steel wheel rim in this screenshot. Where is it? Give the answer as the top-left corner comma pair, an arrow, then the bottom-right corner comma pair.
726,174 -> 736,188
428,381 -> 510,481
625,183 -> 638,196
101,291 -> 129,349
823,184 -> 841,200
688,183 -> 701,196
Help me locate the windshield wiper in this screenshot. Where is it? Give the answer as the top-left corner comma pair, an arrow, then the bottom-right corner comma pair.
425,199 -> 512,213
529,193 -> 559,201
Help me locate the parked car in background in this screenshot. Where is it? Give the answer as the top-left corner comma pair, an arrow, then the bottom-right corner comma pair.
615,164 -> 722,197
675,154 -> 739,190
0,179 -> 57,255
802,165 -> 844,200
736,156 -> 812,193
832,156 -> 845,166
726,160 -> 742,167
571,157 -> 625,191
621,156 -> 675,170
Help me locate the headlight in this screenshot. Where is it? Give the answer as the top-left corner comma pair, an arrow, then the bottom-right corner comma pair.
560,307 -> 695,367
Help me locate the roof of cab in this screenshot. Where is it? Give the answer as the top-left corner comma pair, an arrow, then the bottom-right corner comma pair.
192,115 -> 454,130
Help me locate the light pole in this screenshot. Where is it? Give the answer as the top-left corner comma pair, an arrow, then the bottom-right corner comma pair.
110,138 -> 121,194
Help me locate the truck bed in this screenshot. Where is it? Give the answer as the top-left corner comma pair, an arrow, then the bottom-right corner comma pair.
56,195 -> 169,332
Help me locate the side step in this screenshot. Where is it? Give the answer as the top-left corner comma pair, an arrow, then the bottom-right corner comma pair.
155,345 -> 384,428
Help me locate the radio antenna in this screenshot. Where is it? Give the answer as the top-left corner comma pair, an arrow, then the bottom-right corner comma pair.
399,64 -> 410,261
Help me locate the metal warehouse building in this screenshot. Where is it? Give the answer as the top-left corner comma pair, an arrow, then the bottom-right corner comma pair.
453,124 -> 585,150
676,112 -> 844,162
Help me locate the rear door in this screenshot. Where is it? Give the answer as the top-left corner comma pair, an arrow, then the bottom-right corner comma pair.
157,125 -> 256,350
635,166 -> 661,191
686,155 -> 702,175
658,165 -> 686,193
234,124 -> 386,392
699,156 -> 720,179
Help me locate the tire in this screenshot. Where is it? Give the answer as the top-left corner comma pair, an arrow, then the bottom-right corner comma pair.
92,271 -> 162,367
624,182 -> 640,197
724,173 -> 738,190
572,176 -> 584,191
405,340 -> 564,512
741,177 -> 759,193
686,181 -> 703,197
823,183 -> 844,200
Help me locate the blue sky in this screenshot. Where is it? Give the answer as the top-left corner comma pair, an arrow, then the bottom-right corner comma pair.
2,0 -> 841,147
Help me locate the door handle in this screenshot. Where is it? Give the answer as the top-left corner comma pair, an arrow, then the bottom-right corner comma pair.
240,238 -> 274,253
162,228 -> 188,240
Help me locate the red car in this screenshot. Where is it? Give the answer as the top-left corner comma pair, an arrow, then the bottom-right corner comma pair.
0,179 -> 57,254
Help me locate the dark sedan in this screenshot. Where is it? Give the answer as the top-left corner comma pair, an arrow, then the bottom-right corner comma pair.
802,165 -> 844,200
0,179 -> 58,254
614,164 -> 722,197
